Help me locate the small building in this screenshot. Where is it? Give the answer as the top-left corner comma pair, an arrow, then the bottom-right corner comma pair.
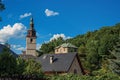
55,43 -> 78,54
37,53 -> 84,75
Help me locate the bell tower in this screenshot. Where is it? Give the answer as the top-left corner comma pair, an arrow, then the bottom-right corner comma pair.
26,17 -> 37,56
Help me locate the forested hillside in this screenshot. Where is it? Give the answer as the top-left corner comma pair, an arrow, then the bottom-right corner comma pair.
40,23 -> 120,75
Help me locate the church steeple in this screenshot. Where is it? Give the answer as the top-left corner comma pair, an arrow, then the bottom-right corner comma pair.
30,17 -> 34,30
26,17 -> 37,56
26,17 -> 36,37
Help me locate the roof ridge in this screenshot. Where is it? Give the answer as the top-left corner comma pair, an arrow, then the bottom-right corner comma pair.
55,43 -> 77,48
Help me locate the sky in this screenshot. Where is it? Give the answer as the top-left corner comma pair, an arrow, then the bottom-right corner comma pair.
0,0 -> 120,54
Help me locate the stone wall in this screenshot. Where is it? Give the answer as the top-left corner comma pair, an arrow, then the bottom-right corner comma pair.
68,57 -> 83,75
26,37 -> 36,56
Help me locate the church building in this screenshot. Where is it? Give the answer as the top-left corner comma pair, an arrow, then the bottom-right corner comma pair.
21,17 -> 38,58
21,17 -> 85,75
26,17 -> 37,56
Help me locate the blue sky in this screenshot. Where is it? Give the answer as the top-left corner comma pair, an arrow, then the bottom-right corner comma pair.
0,0 -> 120,54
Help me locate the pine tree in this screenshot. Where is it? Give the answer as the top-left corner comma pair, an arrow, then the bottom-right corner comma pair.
0,48 -> 17,76
109,40 -> 120,75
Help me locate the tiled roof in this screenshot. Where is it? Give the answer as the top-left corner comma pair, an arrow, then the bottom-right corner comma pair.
37,53 -> 77,72
20,54 -> 37,59
0,44 -> 18,57
55,43 -> 77,49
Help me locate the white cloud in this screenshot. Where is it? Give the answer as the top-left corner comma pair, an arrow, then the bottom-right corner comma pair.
50,33 -> 72,41
0,23 -> 26,43
45,9 -> 59,17
20,12 -> 32,19
11,44 -> 25,51
12,45 -> 21,49
17,47 -> 25,51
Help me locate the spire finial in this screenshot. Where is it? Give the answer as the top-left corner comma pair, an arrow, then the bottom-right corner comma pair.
30,17 -> 34,30
30,17 -> 33,24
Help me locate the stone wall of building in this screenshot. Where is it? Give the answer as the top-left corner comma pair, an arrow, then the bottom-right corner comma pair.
26,37 -> 36,56
68,57 -> 83,75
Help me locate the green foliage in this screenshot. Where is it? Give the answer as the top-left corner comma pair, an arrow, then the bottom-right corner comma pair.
0,0 -> 5,21
16,57 -> 44,77
40,23 -> 120,74
86,40 -> 101,72
109,40 -> 120,75
0,0 -> 5,11
0,48 -> 17,76
48,73 -> 120,80
23,59 -> 43,77
0,48 -> 44,77
40,37 -> 64,53
16,57 -> 26,75
78,45 -> 86,55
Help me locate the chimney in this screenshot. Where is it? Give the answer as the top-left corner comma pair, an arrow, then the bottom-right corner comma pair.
50,56 -> 54,64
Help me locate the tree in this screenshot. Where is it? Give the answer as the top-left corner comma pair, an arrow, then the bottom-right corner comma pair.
0,0 -> 5,11
23,59 -> 43,77
86,40 -> 100,73
78,45 -> 86,56
40,37 -> 64,54
0,0 -> 5,21
16,57 -> 26,75
0,48 -> 17,76
39,22 -> 120,74
109,41 -> 120,75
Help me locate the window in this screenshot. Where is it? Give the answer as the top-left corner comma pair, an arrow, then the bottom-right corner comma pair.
64,48 -> 65,51
74,69 -> 77,74
60,49 -> 62,52
74,49 -> 77,52
30,39 -> 33,43
56,49 -> 58,52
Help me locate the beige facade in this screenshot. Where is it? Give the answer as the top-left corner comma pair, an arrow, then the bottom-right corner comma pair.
55,47 -> 68,54
26,37 -> 36,49
55,46 -> 77,54
26,37 -> 37,56
55,43 -> 78,54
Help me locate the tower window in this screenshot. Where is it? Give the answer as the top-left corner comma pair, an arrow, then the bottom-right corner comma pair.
30,39 -> 33,43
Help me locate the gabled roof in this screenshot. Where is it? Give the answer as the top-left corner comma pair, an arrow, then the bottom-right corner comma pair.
55,43 -> 77,49
0,44 -> 18,57
37,53 -> 78,72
